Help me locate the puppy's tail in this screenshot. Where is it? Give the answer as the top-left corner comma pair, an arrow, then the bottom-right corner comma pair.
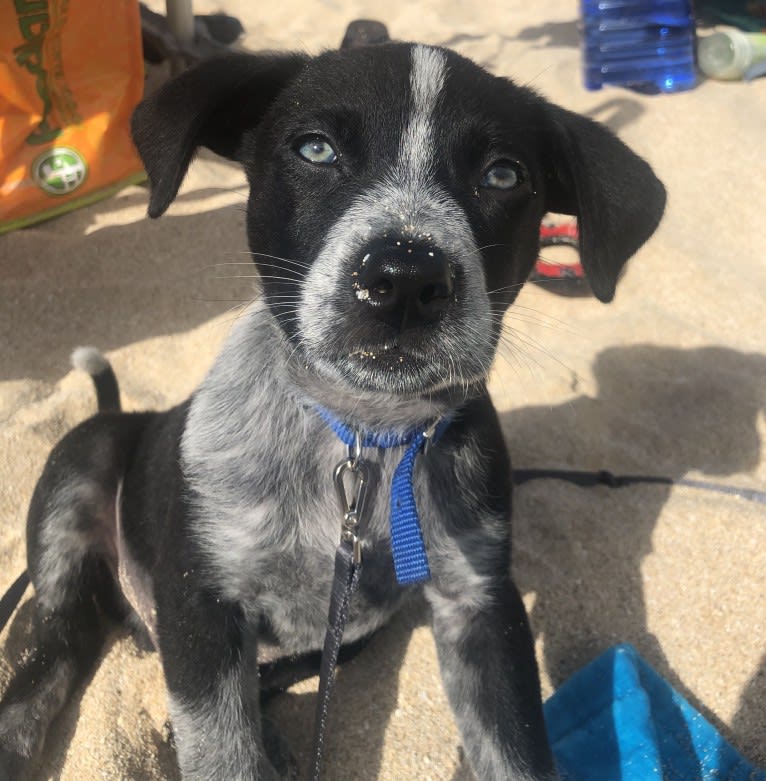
71,347 -> 121,412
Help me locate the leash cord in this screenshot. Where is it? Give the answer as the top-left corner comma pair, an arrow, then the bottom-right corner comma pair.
513,468 -> 766,505
308,540 -> 362,781
0,570 -> 30,634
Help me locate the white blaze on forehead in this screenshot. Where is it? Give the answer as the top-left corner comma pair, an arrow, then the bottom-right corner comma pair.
399,45 -> 447,183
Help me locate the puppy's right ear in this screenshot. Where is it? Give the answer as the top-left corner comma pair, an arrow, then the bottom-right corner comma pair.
131,53 -> 308,218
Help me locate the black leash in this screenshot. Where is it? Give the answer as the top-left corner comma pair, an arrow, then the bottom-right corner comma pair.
308,432 -> 368,781
0,570 -> 29,633
513,468 -> 766,505
308,540 -> 362,781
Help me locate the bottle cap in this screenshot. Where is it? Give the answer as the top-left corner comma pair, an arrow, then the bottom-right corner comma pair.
698,29 -> 752,80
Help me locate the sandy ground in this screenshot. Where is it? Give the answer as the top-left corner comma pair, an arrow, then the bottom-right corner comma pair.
1,1 -> 764,778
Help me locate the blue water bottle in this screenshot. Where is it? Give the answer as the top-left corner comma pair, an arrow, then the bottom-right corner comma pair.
581,0 -> 697,93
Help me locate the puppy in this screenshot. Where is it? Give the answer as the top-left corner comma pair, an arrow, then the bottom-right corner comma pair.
0,38 -> 665,780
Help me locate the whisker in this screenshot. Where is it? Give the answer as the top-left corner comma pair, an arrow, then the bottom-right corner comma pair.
201,260 -> 258,266
211,275 -> 264,281
251,253 -> 313,270
498,324 -> 578,379
485,282 -> 525,296
471,242 -> 514,255
214,250 -> 315,272
268,306 -> 304,315
285,329 -> 310,366
494,334 -> 549,380
225,274 -> 300,284
190,296 -> 257,303
213,300 -> 259,329
487,309 -> 578,336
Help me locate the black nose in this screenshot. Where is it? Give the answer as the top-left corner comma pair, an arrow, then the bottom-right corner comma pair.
354,244 -> 454,329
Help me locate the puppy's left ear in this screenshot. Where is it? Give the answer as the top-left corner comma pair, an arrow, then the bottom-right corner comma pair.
132,53 -> 308,218
543,105 -> 666,302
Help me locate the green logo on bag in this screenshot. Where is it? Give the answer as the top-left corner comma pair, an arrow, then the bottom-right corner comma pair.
32,147 -> 88,195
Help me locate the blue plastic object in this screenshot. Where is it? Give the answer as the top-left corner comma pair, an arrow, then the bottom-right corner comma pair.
581,0 -> 697,93
545,644 -> 766,781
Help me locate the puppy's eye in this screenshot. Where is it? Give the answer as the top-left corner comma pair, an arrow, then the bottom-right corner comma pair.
295,136 -> 338,165
480,160 -> 526,191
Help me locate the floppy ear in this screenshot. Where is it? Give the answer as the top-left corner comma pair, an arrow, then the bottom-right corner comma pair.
131,53 -> 308,218
543,105 -> 666,302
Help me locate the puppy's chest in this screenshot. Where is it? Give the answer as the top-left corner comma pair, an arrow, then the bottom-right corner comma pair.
192,439 -> 410,653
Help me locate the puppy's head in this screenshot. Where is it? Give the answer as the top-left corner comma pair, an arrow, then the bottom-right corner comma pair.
132,44 -> 665,411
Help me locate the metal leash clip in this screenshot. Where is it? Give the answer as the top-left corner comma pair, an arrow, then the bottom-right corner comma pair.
332,431 -> 368,565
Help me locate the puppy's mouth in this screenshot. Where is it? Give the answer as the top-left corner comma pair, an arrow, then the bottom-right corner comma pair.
347,338 -> 413,364
345,341 -> 429,381
305,322 -> 491,397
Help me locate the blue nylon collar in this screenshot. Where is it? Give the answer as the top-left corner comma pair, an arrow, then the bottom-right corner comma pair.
314,407 -> 451,585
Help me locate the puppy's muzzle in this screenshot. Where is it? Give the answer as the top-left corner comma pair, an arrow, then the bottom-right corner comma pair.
354,243 -> 454,330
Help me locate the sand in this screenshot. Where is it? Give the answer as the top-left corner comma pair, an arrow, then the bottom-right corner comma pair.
1,1 -> 764,778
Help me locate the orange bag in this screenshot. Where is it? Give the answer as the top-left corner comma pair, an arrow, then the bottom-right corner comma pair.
1,0 -> 145,233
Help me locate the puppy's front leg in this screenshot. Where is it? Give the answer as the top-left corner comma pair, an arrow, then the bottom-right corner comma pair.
157,583 -> 280,781
426,575 -> 558,781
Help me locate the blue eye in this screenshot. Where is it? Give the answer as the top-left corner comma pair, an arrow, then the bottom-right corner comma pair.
480,160 -> 526,190
296,136 -> 338,165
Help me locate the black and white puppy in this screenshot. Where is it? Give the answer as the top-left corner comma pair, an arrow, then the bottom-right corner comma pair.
0,39 -> 665,781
